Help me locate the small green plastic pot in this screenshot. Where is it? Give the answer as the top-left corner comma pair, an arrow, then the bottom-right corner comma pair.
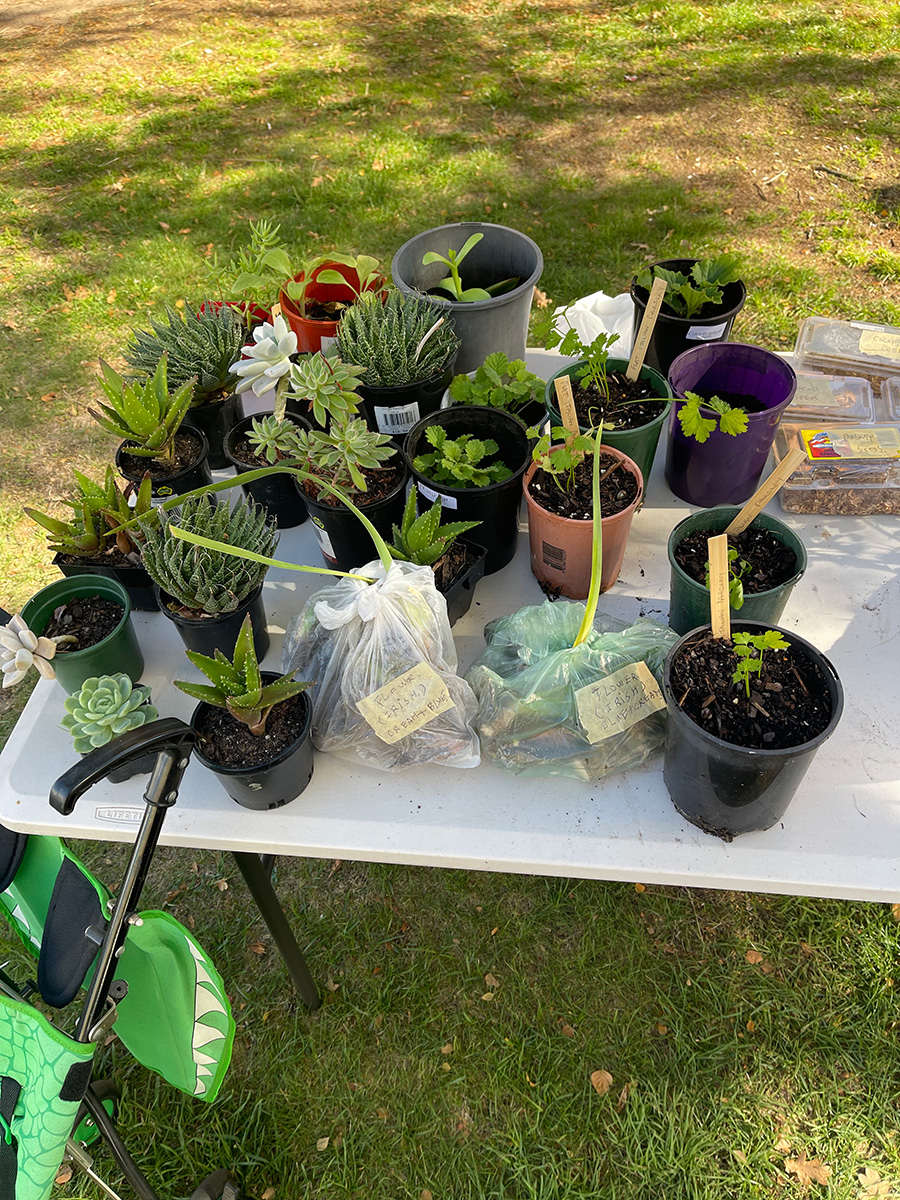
22,574 -> 144,694
667,506 -> 807,637
544,357 -> 672,486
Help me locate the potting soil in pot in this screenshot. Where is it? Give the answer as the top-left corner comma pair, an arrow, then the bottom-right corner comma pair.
669,631 -> 833,750
673,528 -> 798,595
432,542 -> 476,593
193,692 -> 310,769
42,596 -> 123,651
300,460 -> 405,506
527,452 -> 639,521
118,431 -> 203,479
567,374 -> 666,430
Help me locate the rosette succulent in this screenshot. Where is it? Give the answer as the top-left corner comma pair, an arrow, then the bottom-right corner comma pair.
61,674 -> 158,752
0,614 -> 62,686
228,313 -> 298,415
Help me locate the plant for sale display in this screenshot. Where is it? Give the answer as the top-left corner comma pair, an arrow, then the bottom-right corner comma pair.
447,352 -> 545,421
206,218 -> 291,325
412,427 -> 513,488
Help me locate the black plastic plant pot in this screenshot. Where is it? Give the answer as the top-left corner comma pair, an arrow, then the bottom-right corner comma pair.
115,427 -> 213,503
403,406 -> 530,575
440,539 -> 488,627
190,684 -> 314,811
223,413 -> 310,529
156,584 -> 269,662
53,553 -> 159,612
630,257 -> 747,377
301,463 -> 408,573
662,622 -> 843,841
21,574 -> 144,694
667,507 -> 807,637
182,392 -> 241,470
357,361 -> 456,438
391,222 -> 544,374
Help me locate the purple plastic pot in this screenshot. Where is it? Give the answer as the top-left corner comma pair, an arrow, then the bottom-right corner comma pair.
665,343 -> 796,506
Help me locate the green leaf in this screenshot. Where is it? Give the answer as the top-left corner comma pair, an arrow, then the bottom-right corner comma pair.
677,396 -> 717,443
456,232 -> 484,261
718,408 -> 749,436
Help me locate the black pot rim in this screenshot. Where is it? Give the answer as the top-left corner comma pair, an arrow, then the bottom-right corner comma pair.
223,411 -> 310,471
154,582 -> 264,624
299,454 -> 408,513
403,406 -> 531,497
116,426 -> 208,483
630,256 -> 747,324
190,685 -> 313,777
357,362 -> 455,396
663,620 -> 843,758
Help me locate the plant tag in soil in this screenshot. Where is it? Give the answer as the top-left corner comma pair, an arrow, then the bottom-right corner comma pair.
357,662 -> 455,744
627,276 -> 667,381
724,446 -> 807,535
574,662 -> 666,743
554,375 -> 580,435
707,534 -> 731,639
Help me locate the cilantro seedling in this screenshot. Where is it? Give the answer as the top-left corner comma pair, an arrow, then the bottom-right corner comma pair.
731,630 -> 790,698
704,547 -> 751,610
677,391 -> 749,443
528,424 -> 597,494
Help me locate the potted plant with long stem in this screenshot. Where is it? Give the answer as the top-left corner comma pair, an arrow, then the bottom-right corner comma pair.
279,252 -> 386,353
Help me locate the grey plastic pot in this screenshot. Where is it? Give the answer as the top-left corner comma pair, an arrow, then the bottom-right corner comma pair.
391,222 -> 543,374
667,507 -> 807,636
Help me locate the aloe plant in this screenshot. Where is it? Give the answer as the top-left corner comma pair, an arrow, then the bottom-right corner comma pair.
388,488 -> 480,566
25,467 -> 154,559
90,357 -> 195,467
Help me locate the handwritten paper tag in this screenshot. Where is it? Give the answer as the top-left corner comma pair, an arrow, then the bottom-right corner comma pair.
357,662 -> 455,744
724,447 -> 807,535
857,329 -> 900,359
575,662 -> 666,743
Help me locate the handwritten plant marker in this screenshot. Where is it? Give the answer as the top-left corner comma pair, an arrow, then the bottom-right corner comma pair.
626,276 -> 667,382
724,447 -> 807,535
553,374 -> 580,436
707,533 -> 731,640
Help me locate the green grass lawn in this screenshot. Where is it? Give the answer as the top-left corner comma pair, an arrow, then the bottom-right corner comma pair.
2,0 -> 900,1196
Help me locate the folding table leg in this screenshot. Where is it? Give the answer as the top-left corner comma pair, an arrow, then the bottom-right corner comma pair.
231,852 -> 321,1011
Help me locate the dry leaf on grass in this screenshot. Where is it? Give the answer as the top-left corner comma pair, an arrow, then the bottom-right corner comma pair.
616,1083 -> 631,1111
634,882 -> 646,893
590,1069 -> 613,1095
484,972 -> 500,988
745,949 -> 764,964
55,1166 -> 73,1185
248,941 -> 266,956
561,1024 -> 575,1038
261,1189 -> 276,1200
785,1151 -> 832,1187
481,992 -> 494,1002
421,1192 -> 433,1200
440,1042 -> 453,1054
858,1167 -> 896,1197
734,1149 -> 748,1164
892,903 -> 900,923
316,1137 -> 329,1151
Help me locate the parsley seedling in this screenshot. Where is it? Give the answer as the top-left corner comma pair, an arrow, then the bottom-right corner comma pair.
704,547 -> 751,610
731,630 -> 790,698
677,391 -> 749,443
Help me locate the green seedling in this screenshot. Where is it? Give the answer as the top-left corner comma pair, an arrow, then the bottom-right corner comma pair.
412,426 -> 513,488
423,233 -> 518,302
448,352 -> 544,414
704,547 -> 751,610
545,326 -> 620,403
635,255 -> 742,319
284,253 -> 382,318
731,629 -> 790,698
388,488 -> 480,566
677,391 -> 749,443
528,424 -> 597,494
209,218 -> 293,324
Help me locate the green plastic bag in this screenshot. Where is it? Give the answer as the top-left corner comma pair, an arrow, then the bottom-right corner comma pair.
466,602 -> 678,780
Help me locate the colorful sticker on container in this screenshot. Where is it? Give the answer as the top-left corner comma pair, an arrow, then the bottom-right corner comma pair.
791,376 -> 840,409
685,321 -> 728,342
357,662 -> 455,744
374,402 -> 421,435
799,427 -> 900,460
417,481 -> 458,510
575,661 -> 666,744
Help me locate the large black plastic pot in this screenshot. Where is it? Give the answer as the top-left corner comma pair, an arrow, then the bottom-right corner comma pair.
301,459 -> 408,573
190,682 -> 314,810
391,223 -> 543,374
630,257 -> 747,376
53,554 -> 159,612
182,392 -> 241,470
662,621 -> 843,840
116,427 -> 213,503
357,362 -> 456,437
403,406 -> 530,575
156,583 -> 269,662
439,539 -> 488,627
223,413 -> 310,529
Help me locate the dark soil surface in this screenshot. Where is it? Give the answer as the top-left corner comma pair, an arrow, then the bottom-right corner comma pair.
527,452 -> 639,520
119,430 -> 204,480
568,372 -> 667,431
301,456 -> 404,507
228,437 -> 294,469
303,299 -> 346,321
692,391 -> 766,415
43,595 -> 123,651
194,692 -> 309,769
433,541 -> 474,592
57,546 -> 143,568
673,527 -> 798,594
669,631 -> 833,750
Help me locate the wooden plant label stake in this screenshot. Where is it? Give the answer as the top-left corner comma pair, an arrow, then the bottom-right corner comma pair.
356,662 -> 455,745
707,533 -> 731,640
554,374 -> 580,436
575,662 -> 666,744
626,276 -> 668,381
724,447 -> 807,535
271,301 -> 282,320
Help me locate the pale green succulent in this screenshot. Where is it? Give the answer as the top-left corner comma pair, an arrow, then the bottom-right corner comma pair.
336,291 -> 459,387
288,418 -> 396,493
284,351 -> 365,428
61,673 -> 158,753
245,415 -> 304,464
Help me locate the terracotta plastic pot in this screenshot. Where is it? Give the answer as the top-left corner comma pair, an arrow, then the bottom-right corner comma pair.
667,506 -> 807,636
665,343 -> 797,506
278,263 -> 387,354
523,446 -> 643,600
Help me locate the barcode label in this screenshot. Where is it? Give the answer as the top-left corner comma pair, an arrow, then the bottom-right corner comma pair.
542,541 -> 566,571
374,402 -> 421,434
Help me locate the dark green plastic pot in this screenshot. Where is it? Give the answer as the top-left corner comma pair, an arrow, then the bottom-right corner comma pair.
544,357 -> 672,486
22,574 -> 143,694
667,506 -> 807,636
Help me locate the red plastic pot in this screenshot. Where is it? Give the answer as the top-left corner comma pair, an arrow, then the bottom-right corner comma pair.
278,263 -> 387,354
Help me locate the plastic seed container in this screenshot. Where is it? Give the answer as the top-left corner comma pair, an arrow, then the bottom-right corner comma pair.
793,317 -> 900,391
882,377 -> 900,420
775,419 -> 900,515
784,369 -> 876,422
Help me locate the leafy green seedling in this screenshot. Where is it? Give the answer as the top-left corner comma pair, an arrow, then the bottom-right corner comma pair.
448,352 -> 544,414
388,488 -> 480,566
412,426 -> 513,488
423,233 -> 518,302
731,629 -> 790,698
704,547 -> 751,610
284,253 -> 382,318
546,326 -> 620,403
677,391 -> 749,443
528,424 -> 597,494
635,255 -> 742,319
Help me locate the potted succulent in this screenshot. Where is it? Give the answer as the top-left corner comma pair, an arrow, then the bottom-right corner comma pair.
25,467 -> 159,611
175,615 -> 314,810
123,302 -> 246,468
388,488 -> 485,626
662,621 -> 843,839
543,327 -> 672,486
91,358 -> 212,501
523,426 -> 643,599
204,217 -> 288,328
279,252 -> 386,353
139,494 -> 278,659
403,404 -> 531,574
630,255 -> 747,375
336,290 -> 460,435
228,311 -> 298,418
665,344 -> 798,505
445,351 -> 547,430
61,673 -> 159,783
391,223 -> 544,373
223,412 -> 310,528
667,507 -> 807,636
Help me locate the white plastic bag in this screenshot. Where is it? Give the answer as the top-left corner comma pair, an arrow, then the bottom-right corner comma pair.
282,559 -> 480,771
553,290 -> 635,358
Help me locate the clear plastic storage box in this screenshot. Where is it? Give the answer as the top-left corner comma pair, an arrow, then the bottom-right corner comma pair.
784,369 -> 876,422
882,377 -> 900,420
775,420 -> 900,515
793,318 -> 900,390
